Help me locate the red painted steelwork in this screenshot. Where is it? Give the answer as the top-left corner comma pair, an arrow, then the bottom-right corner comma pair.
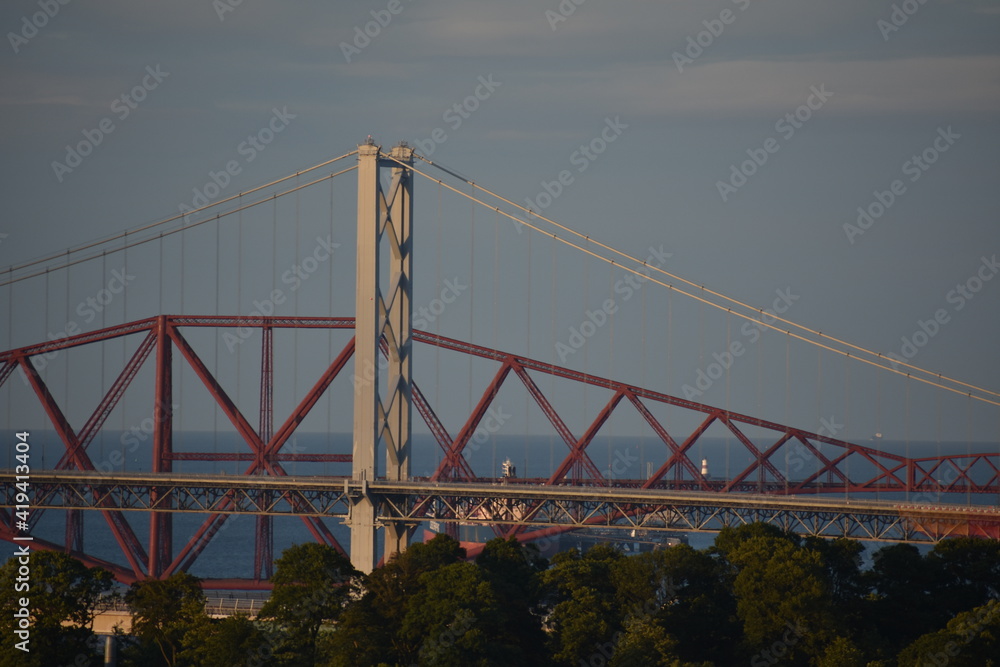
2,315 -> 998,587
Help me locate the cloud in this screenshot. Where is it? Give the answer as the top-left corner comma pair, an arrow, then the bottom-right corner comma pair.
507,55 -> 1000,119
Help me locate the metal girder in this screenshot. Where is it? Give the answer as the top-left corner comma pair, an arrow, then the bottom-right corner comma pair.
3,315 -> 1000,587
17,356 -> 150,578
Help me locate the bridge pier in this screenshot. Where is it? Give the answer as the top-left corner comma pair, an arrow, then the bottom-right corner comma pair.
350,140 -> 414,573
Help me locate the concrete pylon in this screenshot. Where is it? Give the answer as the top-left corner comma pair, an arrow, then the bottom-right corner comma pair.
350,140 -> 414,573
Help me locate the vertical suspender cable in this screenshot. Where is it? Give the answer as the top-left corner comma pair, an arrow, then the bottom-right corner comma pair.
236,197 -> 243,474
905,378 -> 910,501
495,208 -> 501,478
844,354 -> 850,500
435,182 -> 442,472
469,185 -> 476,422
525,230 -> 532,477
122,233 -> 128,447
966,396 -> 972,506
640,266 -> 647,480
293,186 -> 301,473
99,251 -> 106,465
550,234 -> 556,479
817,346 -> 822,486
214,210 -> 221,457
725,313 -> 731,490
327,177 -> 335,470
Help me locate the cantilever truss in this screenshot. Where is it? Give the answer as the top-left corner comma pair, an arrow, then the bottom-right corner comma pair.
1,316 -> 998,586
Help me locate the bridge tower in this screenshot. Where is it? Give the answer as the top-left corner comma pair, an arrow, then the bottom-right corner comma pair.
350,140 -> 415,572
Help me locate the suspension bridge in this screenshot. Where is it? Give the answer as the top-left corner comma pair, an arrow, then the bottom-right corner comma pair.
2,139 -> 999,588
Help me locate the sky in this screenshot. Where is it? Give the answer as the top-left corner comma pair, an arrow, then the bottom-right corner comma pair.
1,0 -> 999,456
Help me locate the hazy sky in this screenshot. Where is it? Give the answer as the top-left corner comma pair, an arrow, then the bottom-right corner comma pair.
1,0 -> 999,450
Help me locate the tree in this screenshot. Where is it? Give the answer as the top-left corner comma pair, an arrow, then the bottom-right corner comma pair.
180,613 -> 270,667
926,537 -> 1000,617
608,615 -> 685,667
125,571 -> 207,667
326,534 -> 466,666
897,599 -> 1000,666
475,537 -> 549,665
862,543 -> 948,654
541,543 -> 625,666
646,544 -> 738,665
815,636 -> 867,667
723,532 -> 832,663
400,561 -> 511,665
0,550 -> 115,667
257,542 -> 360,666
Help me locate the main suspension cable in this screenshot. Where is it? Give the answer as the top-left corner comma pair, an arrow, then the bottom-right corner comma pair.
392,153 -> 1000,408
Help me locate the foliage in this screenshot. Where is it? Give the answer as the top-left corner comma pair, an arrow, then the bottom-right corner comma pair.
257,542 -> 360,666
20,526 -> 1000,666
897,598 -> 1000,667
0,550 -> 115,667
179,613 -> 270,667
124,571 -> 207,667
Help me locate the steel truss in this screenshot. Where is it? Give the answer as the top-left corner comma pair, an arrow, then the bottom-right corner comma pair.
3,473 -> 998,551
2,316 -> 999,586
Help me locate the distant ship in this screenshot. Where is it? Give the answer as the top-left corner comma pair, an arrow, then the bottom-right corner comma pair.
871,432 -> 883,441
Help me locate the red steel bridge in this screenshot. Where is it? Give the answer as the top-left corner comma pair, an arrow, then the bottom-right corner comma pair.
2,141 -> 999,588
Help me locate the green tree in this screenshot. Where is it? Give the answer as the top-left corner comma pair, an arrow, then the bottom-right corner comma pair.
926,537 -> 1000,616
0,550 -> 115,667
325,534 -> 466,666
257,542 -> 360,666
541,543 -> 625,666
475,537 -> 549,665
862,543 -> 948,654
399,561 -> 509,665
125,571 -> 207,667
650,544 -> 738,665
179,613 -> 270,667
720,528 -> 832,663
897,599 -> 1000,666
815,635 -> 867,667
